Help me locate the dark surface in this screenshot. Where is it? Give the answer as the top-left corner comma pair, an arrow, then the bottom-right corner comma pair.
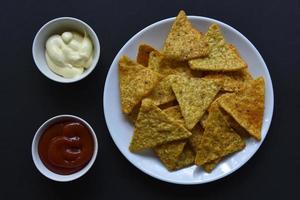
0,0 -> 299,199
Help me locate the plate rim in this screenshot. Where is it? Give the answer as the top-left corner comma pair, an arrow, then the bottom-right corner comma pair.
103,15 -> 274,185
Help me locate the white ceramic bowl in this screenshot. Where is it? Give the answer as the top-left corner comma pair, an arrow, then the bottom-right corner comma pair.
103,16 -> 274,184
32,17 -> 100,83
32,115 -> 98,182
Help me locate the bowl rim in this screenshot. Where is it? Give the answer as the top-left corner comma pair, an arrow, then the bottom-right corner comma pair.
31,114 -> 98,182
103,15 -> 274,185
32,17 -> 100,83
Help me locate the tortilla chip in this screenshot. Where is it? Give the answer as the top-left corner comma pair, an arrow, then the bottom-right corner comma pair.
189,24 -> 247,71
154,140 -> 187,171
129,99 -> 192,152
188,123 -> 204,151
172,76 -> 221,130
164,105 -> 202,151
220,108 -> 250,138
148,51 -> 193,77
136,44 -> 157,66
158,100 -> 178,110
200,112 -> 209,128
195,102 -> 245,166
162,10 -> 209,61
154,105 -> 192,171
119,56 -> 162,114
163,105 -> 184,126
147,75 -> 180,106
219,77 -> 265,140
173,144 -> 195,170
126,102 -> 141,124
202,68 -> 253,92
202,159 -> 220,172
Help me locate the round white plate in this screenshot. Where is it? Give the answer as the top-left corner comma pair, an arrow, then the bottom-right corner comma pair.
103,16 -> 274,185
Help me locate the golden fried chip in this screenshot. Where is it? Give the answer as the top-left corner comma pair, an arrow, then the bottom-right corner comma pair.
163,105 -> 184,126
220,108 -> 250,138
219,77 -> 265,140
195,103 -> 245,165
173,144 -> 195,170
188,123 -> 204,152
163,102 -> 221,172
158,100 -> 178,110
189,24 -> 247,71
162,10 -> 209,61
119,56 -> 162,114
154,140 -> 187,171
200,112 -> 209,128
202,68 -> 253,92
126,103 -> 141,124
136,44 -> 157,66
147,75 -> 180,106
153,105 -> 190,171
129,99 -> 192,152
148,51 -> 193,77
202,159 -> 220,173
172,76 -> 221,130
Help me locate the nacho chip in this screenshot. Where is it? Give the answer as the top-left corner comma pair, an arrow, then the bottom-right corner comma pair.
163,105 -> 184,126
195,103 -> 245,165
202,68 -> 253,92
220,108 -> 250,138
162,10 -> 209,61
155,105 -> 196,171
163,104 -> 220,172
189,24 -> 247,71
136,44 -> 157,66
200,112 -> 209,128
119,56 -> 162,114
219,77 -> 265,140
158,100 -> 178,110
154,140 -> 187,171
173,144 -> 195,170
148,51 -> 193,77
154,105 -> 187,170
126,102 -> 141,124
188,123 -> 204,152
129,99 -> 192,152
202,159 -> 220,173
147,75 -> 180,106
172,76 -> 221,130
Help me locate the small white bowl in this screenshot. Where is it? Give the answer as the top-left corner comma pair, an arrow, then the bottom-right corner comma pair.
32,115 -> 98,182
32,17 -> 100,83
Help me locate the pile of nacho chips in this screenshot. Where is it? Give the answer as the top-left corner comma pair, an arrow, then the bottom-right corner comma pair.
118,10 -> 265,172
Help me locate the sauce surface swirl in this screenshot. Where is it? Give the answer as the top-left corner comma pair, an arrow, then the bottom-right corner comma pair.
38,121 -> 94,175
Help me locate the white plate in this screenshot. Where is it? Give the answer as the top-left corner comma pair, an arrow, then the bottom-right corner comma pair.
103,16 -> 274,185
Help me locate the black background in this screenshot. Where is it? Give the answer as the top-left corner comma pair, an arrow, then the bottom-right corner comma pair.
1,0 -> 299,199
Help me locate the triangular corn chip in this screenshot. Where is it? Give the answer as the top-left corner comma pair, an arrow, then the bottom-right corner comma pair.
119,56 -> 162,114
154,140 -> 187,171
172,76 -> 221,130
129,99 -> 192,152
147,75 -> 180,106
162,10 -> 209,61
186,123 -> 219,172
173,144 -> 195,170
154,105 -> 187,171
148,51 -> 194,77
163,105 -> 185,126
189,24 -> 247,71
219,77 -> 265,140
195,102 -> 245,166
202,68 -> 253,92
136,44 -> 157,66
202,159 -> 220,173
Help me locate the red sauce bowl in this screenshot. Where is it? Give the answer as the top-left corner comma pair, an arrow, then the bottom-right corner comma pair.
32,115 -> 98,182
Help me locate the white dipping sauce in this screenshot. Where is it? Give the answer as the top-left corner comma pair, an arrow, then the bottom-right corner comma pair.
45,31 -> 93,78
